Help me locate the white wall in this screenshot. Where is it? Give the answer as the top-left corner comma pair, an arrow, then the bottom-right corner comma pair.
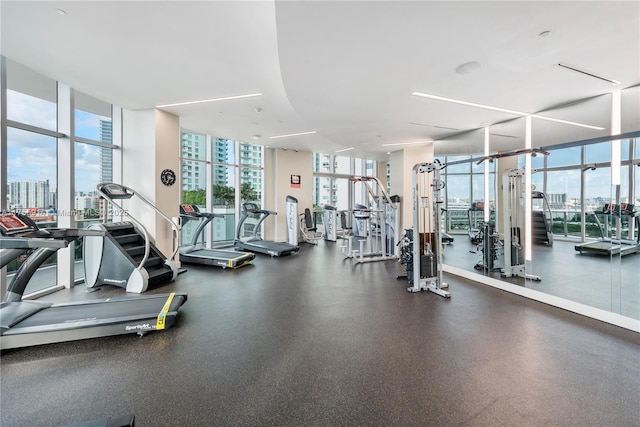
122,108 -> 180,258
265,148 -> 313,242
388,144 -> 434,231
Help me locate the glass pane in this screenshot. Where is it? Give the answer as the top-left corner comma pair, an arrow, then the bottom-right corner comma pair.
74,142 -> 109,278
334,156 -> 351,174
365,159 -> 376,176
313,176 -> 332,208
585,142 -> 611,164
75,91 -> 112,141
622,139 -> 630,161
547,147 -> 581,168
354,158 -> 363,176
334,178 -> 350,211
214,138 -> 236,164
181,132 -> 207,161
239,142 -> 262,167
238,166 -> 262,239
531,152 -> 545,169
6,127 -> 58,293
314,153 -> 331,173
446,155 -> 471,174
546,169 -> 581,238
583,166 -> 613,238
181,159 -> 208,245
6,60 -> 57,130
74,143 -> 109,218
182,159 -> 207,201
470,156 -> 496,173
445,175 -> 471,233
239,167 -> 261,203
212,165 -> 238,242
7,89 -> 57,130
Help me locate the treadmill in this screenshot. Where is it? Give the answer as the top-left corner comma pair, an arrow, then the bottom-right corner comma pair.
235,202 -> 300,256
179,204 -> 255,268
575,203 -> 640,256
0,213 -> 187,351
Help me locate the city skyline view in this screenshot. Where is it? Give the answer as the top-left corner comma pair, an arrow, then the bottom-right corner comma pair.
6,89 -> 639,212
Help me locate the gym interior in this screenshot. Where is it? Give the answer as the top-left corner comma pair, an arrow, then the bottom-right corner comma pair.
1,2 -> 639,426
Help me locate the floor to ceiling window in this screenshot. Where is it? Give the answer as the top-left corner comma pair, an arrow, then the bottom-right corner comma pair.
5,60 -> 60,295
2,59 -> 118,295
443,155 -> 496,234
180,133 -> 263,246
312,153 -> 377,231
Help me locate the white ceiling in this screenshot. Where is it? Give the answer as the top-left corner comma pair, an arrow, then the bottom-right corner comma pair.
2,1 -> 639,160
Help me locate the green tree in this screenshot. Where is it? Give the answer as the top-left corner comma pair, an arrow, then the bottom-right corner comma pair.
182,189 -> 206,205
213,184 -> 235,205
240,182 -> 258,202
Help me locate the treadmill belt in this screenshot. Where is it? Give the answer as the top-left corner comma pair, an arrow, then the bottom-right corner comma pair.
11,294 -> 186,331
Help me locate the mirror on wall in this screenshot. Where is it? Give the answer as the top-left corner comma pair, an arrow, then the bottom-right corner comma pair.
440,90 -> 640,322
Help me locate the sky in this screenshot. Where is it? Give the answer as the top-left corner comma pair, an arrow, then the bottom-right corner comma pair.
7,90 -> 106,194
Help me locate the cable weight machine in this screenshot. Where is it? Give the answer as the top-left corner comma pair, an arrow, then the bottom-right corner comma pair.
405,161 -> 450,297
501,169 -> 541,281
340,176 -> 400,263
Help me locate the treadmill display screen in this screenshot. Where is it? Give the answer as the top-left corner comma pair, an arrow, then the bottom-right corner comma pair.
0,214 -> 31,234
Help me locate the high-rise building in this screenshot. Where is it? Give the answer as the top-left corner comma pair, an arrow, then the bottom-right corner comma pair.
182,132 -> 208,191
180,133 -> 263,205
7,180 -> 51,210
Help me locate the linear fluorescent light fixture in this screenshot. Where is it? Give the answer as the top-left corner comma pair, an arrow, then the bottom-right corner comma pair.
412,92 -> 526,115
335,147 -> 354,153
557,63 -> 621,85
268,131 -> 316,139
530,114 -> 604,130
156,92 -> 262,108
381,141 -> 433,147
411,91 -> 605,130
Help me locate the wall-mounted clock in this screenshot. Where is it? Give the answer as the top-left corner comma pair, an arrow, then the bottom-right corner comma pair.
160,169 -> 176,186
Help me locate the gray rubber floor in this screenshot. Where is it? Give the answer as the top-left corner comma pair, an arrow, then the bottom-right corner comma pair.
1,241 -> 639,426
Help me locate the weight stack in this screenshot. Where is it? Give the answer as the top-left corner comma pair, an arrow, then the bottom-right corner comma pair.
420,253 -> 436,278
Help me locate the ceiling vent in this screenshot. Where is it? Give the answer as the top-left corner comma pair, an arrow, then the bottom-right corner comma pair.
557,63 -> 620,85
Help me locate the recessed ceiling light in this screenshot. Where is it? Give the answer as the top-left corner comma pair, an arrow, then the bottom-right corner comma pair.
268,131 -> 316,139
335,147 -> 354,153
156,92 -> 262,108
56,8 -> 66,16
252,135 -> 261,140
538,30 -> 551,38
455,61 -> 482,75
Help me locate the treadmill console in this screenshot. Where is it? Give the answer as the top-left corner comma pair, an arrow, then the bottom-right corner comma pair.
243,203 -> 260,213
180,204 -> 201,215
98,183 -> 133,199
620,203 -> 635,216
0,213 -> 38,236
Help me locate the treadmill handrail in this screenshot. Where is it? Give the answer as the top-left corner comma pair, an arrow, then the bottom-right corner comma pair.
98,183 -> 181,268
181,208 -> 214,247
